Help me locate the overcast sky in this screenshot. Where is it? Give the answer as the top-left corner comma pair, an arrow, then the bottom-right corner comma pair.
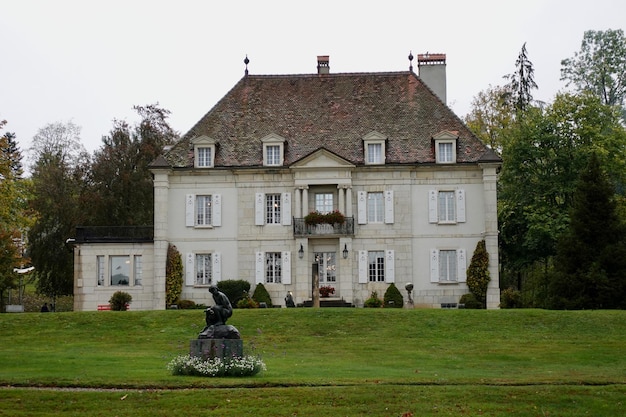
1,0 -> 625,162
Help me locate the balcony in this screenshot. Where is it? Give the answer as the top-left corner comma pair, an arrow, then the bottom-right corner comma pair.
74,226 -> 154,243
293,217 -> 354,237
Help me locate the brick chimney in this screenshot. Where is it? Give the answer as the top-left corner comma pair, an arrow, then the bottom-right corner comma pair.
418,53 -> 446,103
317,55 -> 330,75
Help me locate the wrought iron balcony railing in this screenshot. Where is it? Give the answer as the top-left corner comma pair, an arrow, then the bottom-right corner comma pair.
74,226 -> 154,243
293,217 -> 354,237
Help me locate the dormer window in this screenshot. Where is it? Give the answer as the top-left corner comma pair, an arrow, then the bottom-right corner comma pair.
433,131 -> 458,164
363,131 -> 387,165
192,135 -> 216,168
261,134 -> 286,166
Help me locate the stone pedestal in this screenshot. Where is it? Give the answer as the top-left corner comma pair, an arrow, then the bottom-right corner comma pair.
190,339 -> 243,361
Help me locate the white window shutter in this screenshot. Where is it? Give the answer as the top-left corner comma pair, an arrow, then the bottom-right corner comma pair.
384,190 -> 394,224
457,249 -> 467,282
430,249 -> 439,282
255,251 -> 264,284
385,249 -> 395,283
213,252 -> 221,283
357,191 -> 367,224
358,250 -> 368,283
282,193 -> 292,226
255,193 -> 265,226
185,194 -> 195,227
428,190 -> 438,223
185,253 -> 195,286
456,189 -> 466,223
282,251 -> 291,284
213,194 -> 222,226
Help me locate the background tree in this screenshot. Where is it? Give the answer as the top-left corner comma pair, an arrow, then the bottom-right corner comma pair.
85,104 -> 178,226
561,29 -> 626,113
464,85 -> 514,154
549,154 -> 626,309
27,121 -> 89,303
0,122 -> 31,312
503,42 -> 539,112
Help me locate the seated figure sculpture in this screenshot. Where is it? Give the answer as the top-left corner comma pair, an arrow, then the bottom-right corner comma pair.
198,285 -> 240,339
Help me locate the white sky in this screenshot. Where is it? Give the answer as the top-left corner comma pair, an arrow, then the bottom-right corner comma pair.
1,0 -> 625,159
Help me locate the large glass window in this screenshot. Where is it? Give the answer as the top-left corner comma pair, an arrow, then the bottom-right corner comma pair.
315,193 -> 334,214
266,194 -> 281,224
315,252 -> 337,284
97,256 -> 104,286
439,250 -> 458,282
367,143 -> 382,164
437,142 -> 454,163
134,255 -> 142,286
110,256 -> 130,286
196,254 -> 212,285
368,251 -> 385,282
197,147 -> 212,167
266,145 -> 281,166
196,195 -> 213,226
265,252 -> 282,283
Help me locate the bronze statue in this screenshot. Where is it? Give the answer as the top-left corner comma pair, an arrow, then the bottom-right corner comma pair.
198,285 -> 240,339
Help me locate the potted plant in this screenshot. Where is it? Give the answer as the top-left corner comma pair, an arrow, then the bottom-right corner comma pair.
319,286 -> 335,297
304,210 -> 346,225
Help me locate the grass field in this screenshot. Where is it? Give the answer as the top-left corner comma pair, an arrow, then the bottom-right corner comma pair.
0,308 -> 624,416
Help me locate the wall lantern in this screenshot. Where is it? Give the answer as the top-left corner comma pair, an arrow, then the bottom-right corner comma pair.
342,244 -> 349,259
298,244 -> 304,259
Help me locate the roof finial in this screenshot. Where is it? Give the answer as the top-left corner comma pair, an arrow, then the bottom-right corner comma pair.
408,51 -> 414,72
244,55 -> 250,76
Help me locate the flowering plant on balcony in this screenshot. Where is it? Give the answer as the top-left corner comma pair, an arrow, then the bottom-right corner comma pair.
304,210 -> 346,225
319,286 -> 335,297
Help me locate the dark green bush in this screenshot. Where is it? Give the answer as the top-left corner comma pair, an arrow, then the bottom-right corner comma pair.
166,245 -> 183,306
217,280 -> 251,308
176,299 -> 196,309
251,283 -> 273,307
364,291 -> 383,308
459,293 -> 482,309
500,287 -> 523,308
109,291 -> 132,311
383,283 -> 404,308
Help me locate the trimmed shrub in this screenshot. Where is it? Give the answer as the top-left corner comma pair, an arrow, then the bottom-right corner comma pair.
364,291 -> 383,308
109,291 -> 132,311
177,299 -> 196,309
459,293 -> 482,309
217,280 -> 251,308
467,239 -> 490,308
166,245 -> 183,306
237,294 -> 259,309
383,283 -> 404,308
251,283 -> 272,307
500,287 -> 523,308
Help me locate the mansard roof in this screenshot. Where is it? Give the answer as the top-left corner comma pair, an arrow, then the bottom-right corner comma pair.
162,71 -> 500,168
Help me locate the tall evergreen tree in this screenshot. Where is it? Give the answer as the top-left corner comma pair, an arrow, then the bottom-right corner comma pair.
503,42 -> 539,113
549,154 -> 626,309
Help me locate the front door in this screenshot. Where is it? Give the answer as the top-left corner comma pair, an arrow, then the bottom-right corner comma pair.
314,252 -> 337,296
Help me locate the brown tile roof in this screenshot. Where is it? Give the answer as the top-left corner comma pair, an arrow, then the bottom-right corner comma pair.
163,71 -> 501,168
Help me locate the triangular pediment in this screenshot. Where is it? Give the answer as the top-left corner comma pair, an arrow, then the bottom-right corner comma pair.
291,148 -> 355,169
432,130 -> 459,140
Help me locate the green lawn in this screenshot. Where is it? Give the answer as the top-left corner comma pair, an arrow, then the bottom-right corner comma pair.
0,308 -> 624,416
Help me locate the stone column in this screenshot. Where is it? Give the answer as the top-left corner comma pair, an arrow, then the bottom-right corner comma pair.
302,186 -> 309,215
152,169 -> 170,310
295,188 -> 302,218
481,163 -> 501,309
338,185 -> 345,214
346,186 -> 353,218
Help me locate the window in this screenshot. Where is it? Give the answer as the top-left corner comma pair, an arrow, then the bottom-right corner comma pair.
186,194 -> 222,227
429,248 -> 467,283
197,147 -> 212,167
438,191 -> 456,223
438,142 -> 454,163
97,256 -> 104,286
134,255 -> 142,286
315,193 -> 334,214
261,134 -> 286,166
196,254 -> 212,286
192,135 -> 216,168
266,194 -> 281,224
110,256 -> 130,286
428,189 -> 466,224
368,251 -> 385,282
367,192 -> 384,223
265,252 -> 282,283
363,131 -> 386,165
315,252 -> 337,284
438,250 -> 457,282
